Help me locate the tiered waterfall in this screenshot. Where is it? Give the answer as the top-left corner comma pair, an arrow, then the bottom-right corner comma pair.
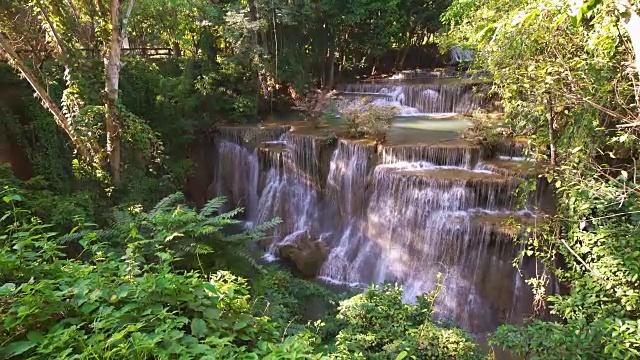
211,83 -> 546,334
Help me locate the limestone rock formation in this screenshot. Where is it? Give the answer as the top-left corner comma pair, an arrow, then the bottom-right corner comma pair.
278,233 -> 328,278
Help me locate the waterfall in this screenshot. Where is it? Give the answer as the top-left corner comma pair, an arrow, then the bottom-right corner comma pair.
254,133 -> 322,259
339,82 -> 485,116
450,46 -> 474,64
212,75 -> 544,332
319,140 -> 375,285
214,140 -> 260,219
214,126 -> 543,333
378,144 -> 482,168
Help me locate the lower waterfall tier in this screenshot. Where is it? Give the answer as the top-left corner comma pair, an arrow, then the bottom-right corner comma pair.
212,126 -> 551,334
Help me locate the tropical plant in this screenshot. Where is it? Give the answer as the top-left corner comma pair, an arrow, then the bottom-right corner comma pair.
341,103 -> 398,141
330,283 -> 482,360
111,192 -> 280,275
442,0 -> 640,358
0,188 -> 319,359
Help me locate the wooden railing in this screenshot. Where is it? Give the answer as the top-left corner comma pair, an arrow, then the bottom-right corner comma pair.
78,47 -> 174,58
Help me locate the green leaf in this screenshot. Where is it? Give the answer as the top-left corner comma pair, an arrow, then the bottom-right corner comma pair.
2,194 -> 23,203
395,351 -> 408,360
476,24 -> 496,44
0,341 -> 37,357
191,318 -> 207,338
0,283 -> 16,295
26,332 -> 43,343
232,321 -> 248,331
202,283 -> 217,294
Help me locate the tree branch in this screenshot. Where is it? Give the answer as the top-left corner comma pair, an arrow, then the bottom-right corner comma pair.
616,121 -> 640,128
121,0 -> 135,40
0,32 -> 92,159
34,0 -> 70,62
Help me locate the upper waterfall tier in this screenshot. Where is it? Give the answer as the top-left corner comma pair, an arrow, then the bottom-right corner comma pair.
338,81 -> 487,115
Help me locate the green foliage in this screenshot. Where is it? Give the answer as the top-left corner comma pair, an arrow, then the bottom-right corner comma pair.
443,0 -> 640,358
251,268 -> 343,341
0,64 -> 72,193
110,192 -> 281,275
0,189 -> 321,359
341,104 -> 398,141
331,284 -> 482,359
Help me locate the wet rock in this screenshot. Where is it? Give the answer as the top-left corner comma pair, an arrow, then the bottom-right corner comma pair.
259,236 -> 275,249
278,234 -> 328,278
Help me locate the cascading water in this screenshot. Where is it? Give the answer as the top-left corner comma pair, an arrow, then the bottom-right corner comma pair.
214,140 -> 260,219
212,75 -> 544,334
248,133 -> 323,259
320,157 -> 530,331
450,46 -> 474,64
320,140 -> 375,285
338,81 -> 486,116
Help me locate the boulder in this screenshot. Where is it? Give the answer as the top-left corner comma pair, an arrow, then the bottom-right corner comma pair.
278,232 -> 328,278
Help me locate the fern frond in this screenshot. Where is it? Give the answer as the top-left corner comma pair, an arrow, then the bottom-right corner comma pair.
57,231 -> 88,244
57,229 -> 114,245
229,247 -> 260,270
199,197 -> 228,217
151,192 -> 185,216
215,207 -> 244,220
239,218 -> 282,241
196,226 -> 223,237
220,234 -> 250,244
252,217 -> 282,232
195,244 -> 215,255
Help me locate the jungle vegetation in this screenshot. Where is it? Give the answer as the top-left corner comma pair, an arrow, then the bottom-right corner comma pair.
1,0 -> 640,358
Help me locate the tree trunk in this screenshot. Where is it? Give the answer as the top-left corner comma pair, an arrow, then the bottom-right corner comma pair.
0,33 -> 91,159
397,46 -> 410,71
326,47 -> 337,90
623,5 -> 640,103
105,0 -> 134,185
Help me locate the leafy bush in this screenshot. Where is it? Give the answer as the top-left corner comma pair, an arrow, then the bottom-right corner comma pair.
0,190 -> 320,359
331,284 -> 482,360
341,104 -> 398,141
251,268 -> 343,341
442,0 -> 640,358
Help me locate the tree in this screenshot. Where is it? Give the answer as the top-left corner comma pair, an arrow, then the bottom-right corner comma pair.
105,0 -> 135,184
442,0 -> 640,357
616,0 -> 640,77
0,0 -> 136,184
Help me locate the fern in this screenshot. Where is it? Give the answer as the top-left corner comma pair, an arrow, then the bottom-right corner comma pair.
113,192 -> 277,274
214,207 -> 244,220
150,192 -> 185,216
200,197 -> 228,217
228,246 -> 261,270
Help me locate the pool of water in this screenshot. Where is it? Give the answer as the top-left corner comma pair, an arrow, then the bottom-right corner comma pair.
387,114 -> 472,145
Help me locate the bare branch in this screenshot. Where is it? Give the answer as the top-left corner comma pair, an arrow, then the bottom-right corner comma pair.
121,0 -> 135,40
616,0 -> 640,81
616,121 -> 640,128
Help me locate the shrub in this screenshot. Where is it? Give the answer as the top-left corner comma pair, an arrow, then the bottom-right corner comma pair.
341,104 -> 398,141
331,284 -> 482,360
251,268 -> 343,341
0,190 -> 319,359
